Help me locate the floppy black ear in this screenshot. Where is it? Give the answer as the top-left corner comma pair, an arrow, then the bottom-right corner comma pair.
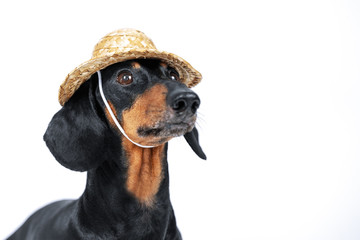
184,127 -> 207,160
44,79 -> 112,171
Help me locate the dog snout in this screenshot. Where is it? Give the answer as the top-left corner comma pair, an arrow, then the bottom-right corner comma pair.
168,90 -> 200,115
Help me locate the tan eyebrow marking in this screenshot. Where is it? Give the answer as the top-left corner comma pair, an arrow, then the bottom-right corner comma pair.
160,62 -> 168,69
132,62 -> 141,69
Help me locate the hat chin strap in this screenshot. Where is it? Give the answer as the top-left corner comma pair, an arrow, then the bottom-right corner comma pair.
97,71 -> 155,149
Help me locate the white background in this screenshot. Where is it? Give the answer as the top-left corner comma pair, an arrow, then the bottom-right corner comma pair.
1,0 -> 359,239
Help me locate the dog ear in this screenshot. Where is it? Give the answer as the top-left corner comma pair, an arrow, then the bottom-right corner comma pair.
184,127 -> 207,160
43,79 -> 113,171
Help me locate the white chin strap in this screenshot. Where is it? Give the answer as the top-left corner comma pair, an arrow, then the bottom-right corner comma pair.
97,71 -> 155,148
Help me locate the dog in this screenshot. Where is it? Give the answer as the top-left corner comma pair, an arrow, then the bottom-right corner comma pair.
8,59 -> 206,240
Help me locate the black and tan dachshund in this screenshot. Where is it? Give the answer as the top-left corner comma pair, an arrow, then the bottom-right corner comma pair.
8,59 -> 206,240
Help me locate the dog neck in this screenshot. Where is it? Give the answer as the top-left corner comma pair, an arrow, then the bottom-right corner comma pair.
77,139 -> 171,232
122,138 -> 166,206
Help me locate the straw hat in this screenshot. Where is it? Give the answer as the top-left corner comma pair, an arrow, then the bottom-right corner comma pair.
59,28 -> 202,106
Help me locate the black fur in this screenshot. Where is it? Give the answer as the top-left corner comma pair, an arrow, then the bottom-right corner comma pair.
8,60 -> 205,240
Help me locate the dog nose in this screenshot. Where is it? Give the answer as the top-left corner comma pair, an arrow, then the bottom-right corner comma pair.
169,91 -> 200,114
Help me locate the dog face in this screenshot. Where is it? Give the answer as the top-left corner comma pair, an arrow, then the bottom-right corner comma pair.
100,60 -> 200,146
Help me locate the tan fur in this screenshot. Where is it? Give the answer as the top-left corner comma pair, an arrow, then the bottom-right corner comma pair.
103,84 -> 170,206
104,101 -> 118,127
160,62 -> 168,69
123,140 -> 164,206
132,62 -> 141,69
122,84 -> 171,146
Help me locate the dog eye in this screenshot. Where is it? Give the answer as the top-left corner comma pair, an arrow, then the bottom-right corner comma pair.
117,71 -> 133,85
169,70 -> 179,81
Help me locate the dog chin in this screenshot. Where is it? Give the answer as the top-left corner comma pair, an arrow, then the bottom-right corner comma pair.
138,122 -> 194,139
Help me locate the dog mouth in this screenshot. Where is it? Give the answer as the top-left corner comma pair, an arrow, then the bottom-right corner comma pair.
137,120 -> 195,139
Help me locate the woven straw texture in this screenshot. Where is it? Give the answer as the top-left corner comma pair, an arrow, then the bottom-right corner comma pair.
59,28 -> 202,106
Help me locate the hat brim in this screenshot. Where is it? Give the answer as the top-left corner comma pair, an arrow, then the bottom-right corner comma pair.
59,50 -> 202,106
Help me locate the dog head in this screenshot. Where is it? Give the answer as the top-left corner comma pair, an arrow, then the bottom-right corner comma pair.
100,60 -> 201,146
44,59 -> 206,171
